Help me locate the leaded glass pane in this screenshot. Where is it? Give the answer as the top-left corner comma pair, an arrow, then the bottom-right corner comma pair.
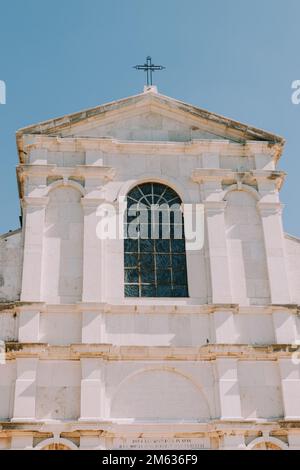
124,269 -> 139,283
173,270 -> 188,285
125,285 -> 139,297
171,239 -> 186,253
124,253 -> 138,268
157,269 -> 172,285
124,182 -> 189,298
157,285 -> 173,297
141,285 -> 156,297
140,239 -> 154,252
156,239 -> 170,253
141,270 -> 155,283
124,238 -> 138,252
173,286 -> 188,297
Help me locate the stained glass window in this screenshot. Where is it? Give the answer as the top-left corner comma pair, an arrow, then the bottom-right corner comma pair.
124,182 -> 189,297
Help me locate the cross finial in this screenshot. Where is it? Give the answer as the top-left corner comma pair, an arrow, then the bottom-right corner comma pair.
133,56 -> 165,87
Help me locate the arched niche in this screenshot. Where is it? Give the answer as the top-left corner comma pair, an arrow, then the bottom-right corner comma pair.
110,367 -> 211,421
42,185 -> 83,303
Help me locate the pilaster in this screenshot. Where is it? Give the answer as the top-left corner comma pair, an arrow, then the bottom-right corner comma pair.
20,197 -> 48,302
204,201 -> 232,304
79,358 -> 106,421
215,358 -> 242,420
257,202 -> 291,304
12,358 -> 38,422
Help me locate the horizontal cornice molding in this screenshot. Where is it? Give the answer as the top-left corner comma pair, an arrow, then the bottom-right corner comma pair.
21,196 -> 49,208
2,302 -> 299,315
4,343 -> 299,361
17,164 -> 116,180
0,419 -> 294,436
257,201 -> 285,215
192,169 -> 285,189
20,135 -> 280,157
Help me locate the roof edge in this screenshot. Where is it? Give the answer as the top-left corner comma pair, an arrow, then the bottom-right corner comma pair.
15,90 -> 285,146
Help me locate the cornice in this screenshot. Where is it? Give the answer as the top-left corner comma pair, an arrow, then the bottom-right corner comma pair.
192,168 -> 285,190
1,419 -> 295,436
4,343 -> 299,361
19,135 -> 281,158
17,164 -> 115,180
257,201 -> 285,215
2,302 -> 299,315
21,196 -> 49,208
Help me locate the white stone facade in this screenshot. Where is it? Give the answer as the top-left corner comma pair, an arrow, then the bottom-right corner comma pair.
0,87 -> 300,450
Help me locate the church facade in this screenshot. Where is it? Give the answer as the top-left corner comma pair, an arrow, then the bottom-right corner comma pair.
0,86 -> 300,450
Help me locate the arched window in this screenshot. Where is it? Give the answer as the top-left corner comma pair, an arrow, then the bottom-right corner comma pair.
124,182 -> 189,297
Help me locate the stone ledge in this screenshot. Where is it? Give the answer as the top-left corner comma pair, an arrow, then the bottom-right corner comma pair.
1,419 -> 298,435
3,342 -> 299,361
1,302 -> 299,315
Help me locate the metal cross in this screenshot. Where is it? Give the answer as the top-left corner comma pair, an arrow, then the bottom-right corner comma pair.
133,56 -> 165,86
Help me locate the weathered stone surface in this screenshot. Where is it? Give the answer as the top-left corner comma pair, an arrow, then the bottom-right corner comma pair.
0,88 -> 298,450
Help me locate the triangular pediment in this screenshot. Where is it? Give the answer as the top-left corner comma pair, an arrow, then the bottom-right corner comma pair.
63,107 -> 229,142
16,89 -> 284,146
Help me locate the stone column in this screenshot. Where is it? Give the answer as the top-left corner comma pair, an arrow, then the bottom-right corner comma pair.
204,201 -> 232,304
257,202 -> 291,304
19,197 -> 48,343
79,165 -> 115,305
79,358 -> 106,421
278,358 -> 300,420
81,197 -> 109,344
20,197 -> 48,301
12,358 -> 38,422
215,358 -> 242,420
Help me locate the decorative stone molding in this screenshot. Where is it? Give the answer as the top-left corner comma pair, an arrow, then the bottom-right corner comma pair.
222,183 -> 260,201
192,168 -> 285,190
7,301 -> 300,316
18,165 -> 115,199
80,198 -> 106,209
18,163 -> 115,182
4,343 -> 300,361
257,201 -> 285,216
18,135 -> 282,158
21,196 -> 49,209
203,200 -> 227,213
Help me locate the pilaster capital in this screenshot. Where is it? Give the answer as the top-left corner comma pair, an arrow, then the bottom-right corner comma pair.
204,200 -> 227,213
21,196 -> 49,209
80,197 -> 106,211
256,201 -> 284,215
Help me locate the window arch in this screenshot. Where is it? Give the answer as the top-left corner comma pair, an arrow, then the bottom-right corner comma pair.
124,182 -> 189,297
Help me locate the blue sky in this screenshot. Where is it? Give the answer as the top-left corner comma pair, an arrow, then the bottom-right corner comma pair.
0,0 -> 299,235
